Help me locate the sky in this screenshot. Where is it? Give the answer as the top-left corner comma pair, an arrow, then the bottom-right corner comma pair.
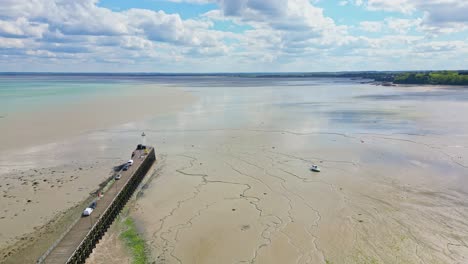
0,0 -> 467,72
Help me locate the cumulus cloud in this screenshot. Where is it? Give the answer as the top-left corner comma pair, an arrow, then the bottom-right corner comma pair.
364,0 -> 468,34
0,0 -> 235,64
202,0 -> 351,61
0,18 -> 48,38
217,0 -> 336,32
0,37 -> 27,49
0,0 -> 466,71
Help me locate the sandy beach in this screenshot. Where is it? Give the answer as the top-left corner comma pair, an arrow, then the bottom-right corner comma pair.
1,77 -> 468,263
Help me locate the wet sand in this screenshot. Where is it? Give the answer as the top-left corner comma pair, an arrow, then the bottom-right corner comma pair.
132,130 -> 468,264
85,219 -> 132,264
129,82 -> 468,263
2,78 -> 468,263
0,84 -> 195,152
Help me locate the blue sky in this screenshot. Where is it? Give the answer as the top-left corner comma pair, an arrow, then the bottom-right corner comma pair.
0,0 -> 467,72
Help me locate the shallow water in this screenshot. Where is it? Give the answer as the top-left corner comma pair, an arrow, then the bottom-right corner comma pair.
2,75 -> 467,182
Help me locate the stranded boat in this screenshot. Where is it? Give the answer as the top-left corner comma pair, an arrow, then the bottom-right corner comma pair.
310,165 -> 321,172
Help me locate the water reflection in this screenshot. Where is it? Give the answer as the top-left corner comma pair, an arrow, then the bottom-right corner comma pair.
2,77 -> 461,173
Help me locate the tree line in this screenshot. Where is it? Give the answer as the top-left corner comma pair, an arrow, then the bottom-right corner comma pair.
393,71 -> 468,85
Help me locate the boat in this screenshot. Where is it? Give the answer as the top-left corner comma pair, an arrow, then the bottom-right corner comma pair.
310,165 -> 321,172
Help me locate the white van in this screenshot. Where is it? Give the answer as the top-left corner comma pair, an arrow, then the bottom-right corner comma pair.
82,207 -> 93,216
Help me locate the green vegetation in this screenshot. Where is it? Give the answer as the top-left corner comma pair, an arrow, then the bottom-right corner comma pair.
394,71 -> 468,85
234,70 -> 468,85
120,217 -> 148,264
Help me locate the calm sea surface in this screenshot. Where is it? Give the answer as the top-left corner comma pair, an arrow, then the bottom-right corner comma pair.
2,73 -> 467,137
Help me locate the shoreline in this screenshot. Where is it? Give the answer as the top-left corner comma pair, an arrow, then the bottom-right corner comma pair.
0,84 -> 195,152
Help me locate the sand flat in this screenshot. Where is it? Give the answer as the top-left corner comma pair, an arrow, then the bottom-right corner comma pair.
132,129 -> 468,264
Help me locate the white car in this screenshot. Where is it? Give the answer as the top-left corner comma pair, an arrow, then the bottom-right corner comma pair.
127,159 -> 134,166
82,207 -> 93,216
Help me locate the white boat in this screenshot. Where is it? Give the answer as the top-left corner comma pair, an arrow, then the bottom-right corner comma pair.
310,165 -> 321,172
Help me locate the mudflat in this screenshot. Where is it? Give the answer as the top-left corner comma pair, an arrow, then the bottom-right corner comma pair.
130,80 -> 468,263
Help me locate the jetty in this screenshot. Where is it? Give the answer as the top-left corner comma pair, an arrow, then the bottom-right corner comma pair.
38,146 -> 156,264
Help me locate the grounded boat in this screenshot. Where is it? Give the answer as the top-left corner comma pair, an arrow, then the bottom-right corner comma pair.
310,165 -> 321,172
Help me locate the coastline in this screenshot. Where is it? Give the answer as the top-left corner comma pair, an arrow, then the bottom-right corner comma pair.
0,84 -> 195,153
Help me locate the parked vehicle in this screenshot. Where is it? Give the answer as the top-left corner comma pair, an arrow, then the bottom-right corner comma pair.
136,144 -> 147,150
83,201 -> 97,216
115,173 -> 121,180
82,208 -> 93,216
123,164 -> 129,171
127,159 -> 134,166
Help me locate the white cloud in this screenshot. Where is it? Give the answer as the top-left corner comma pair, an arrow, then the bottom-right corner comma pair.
0,37 -> 27,49
386,18 -> 420,34
366,0 -> 415,13
413,41 -> 465,54
0,0 -> 466,71
0,18 -> 48,38
360,21 -> 383,32
364,0 -> 468,34
339,1 -> 349,6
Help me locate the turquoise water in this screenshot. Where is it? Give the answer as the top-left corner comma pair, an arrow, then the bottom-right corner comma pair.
0,75 -> 130,115
2,74 -> 466,136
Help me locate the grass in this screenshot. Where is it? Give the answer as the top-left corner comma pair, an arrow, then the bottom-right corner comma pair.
120,217 -> 148,264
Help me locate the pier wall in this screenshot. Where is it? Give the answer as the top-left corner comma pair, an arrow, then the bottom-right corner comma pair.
67,148 -> 155,263
39,147 -> 155,264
